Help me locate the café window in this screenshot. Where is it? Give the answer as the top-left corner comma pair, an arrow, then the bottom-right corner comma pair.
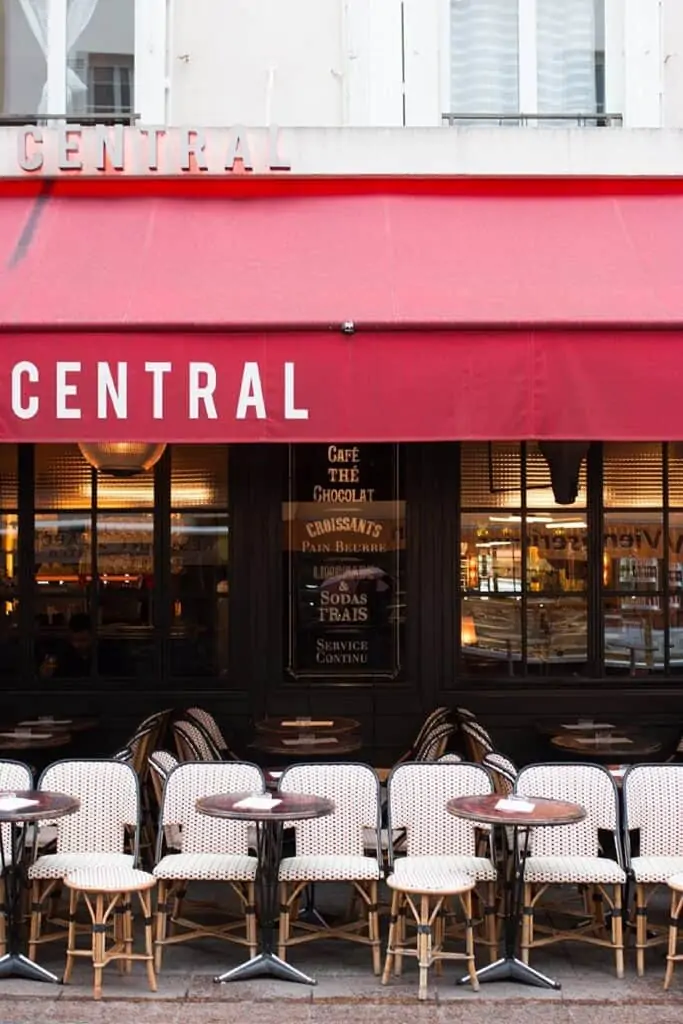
460,442 -> 588,678
0,445 -> 18,679
32,442 -> 229,683
283,444 -> 405,680
170,445 -> 229,679
34,443 -> 154,681
603,443 -> 682,677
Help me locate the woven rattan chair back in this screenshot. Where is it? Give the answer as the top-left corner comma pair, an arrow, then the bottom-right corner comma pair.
482,752 -> 517,796
461,721 -> 494,762
158,761 -> 263,857
185,708 -> 229,753
0,760 -> 32,858
148,751 -> 178,809
623,763 -> 683,858
38,759 -> 140,856
411,708 -> 451,754
414,721 -> 456,761
173,720 -> 221,762
516,763 -> 621,860
387,761 -> 493,858
279,763 -> 381,859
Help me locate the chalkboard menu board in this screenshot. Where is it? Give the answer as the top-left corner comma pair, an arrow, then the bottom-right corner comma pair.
284,444 -> 404,679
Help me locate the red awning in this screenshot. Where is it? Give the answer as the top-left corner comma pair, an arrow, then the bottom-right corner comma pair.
0,329 -> 682,443
1,180 -> 683,442
2,181 -> 683,327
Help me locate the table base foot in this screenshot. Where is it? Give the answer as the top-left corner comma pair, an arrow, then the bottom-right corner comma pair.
458,956 -> 560,990
0,952 -> 61,983
215,952 -> 316,985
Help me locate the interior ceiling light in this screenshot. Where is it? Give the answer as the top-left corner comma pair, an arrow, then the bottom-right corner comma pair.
78,443 -> 166,477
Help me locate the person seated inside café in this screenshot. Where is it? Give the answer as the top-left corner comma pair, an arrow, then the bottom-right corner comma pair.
38,613 -> 127,679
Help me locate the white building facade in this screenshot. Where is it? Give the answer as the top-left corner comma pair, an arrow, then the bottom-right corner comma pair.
1,0 -> 681,137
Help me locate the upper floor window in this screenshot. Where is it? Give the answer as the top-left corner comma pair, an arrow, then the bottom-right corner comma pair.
448,0 -> 607,125
0,0 -> 163,124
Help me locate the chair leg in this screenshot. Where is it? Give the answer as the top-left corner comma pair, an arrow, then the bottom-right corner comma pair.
382,889 -> 400,984
93,893 -> 105,1001
139,889 -> 158,993
395,897 -> 406,976
154,880 -> 168,973
612,885 -> 624,979
0,878 -> 5,958
28,880 -> 43,961
665,892 -> 683,991
462,889 -> 479,992
63,888 -> 79,985
521,883 -> 533,964
636,884 -> 647,977
123,893 -> 133,974
368,880 -> 381,976
417,894 -> 430,1001
278,882 -> 290,961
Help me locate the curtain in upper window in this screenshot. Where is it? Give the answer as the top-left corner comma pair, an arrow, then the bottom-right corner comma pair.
449,0 -> 602,119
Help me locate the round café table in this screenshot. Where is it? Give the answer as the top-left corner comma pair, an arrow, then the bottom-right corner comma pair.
0,790 -> 79,982
550,733 -> 661,761
197,790 -> 334,985
17,716 -> 99,735
448,792 -> 585,990
0,731 -> 71,753
254,716 -> 360,737
252,732 -> 361,759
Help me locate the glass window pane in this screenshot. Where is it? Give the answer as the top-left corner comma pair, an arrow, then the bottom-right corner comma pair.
536,0 -> 602,117
36,445 -> 93,509
668,444 -> 683,506
603,513 -> 664,591
1,0 -> 46,117
98,513 -> 154,678
35,513 -> 90,592
97,472 -> 155,509
171,512 -> 229,675
0,445 -> 17,506
461,512 -> 523,676
604,443 -> 663,507
0,514 -> 17,590
449,0 -> 519,118
284,444 -> 404,679
461,443 -> 521,508
67,0 -> 135,118
604,598 -> 663,675
171,445 -> 229,507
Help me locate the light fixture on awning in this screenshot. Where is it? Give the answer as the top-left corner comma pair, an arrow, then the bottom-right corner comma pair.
538,442 -> 591,505
78,443 -> 166,477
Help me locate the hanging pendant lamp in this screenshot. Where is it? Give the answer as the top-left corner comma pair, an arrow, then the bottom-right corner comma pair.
78,442 -> 166,477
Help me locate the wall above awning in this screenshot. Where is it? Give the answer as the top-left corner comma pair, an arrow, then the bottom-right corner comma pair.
2,180 -> 683,328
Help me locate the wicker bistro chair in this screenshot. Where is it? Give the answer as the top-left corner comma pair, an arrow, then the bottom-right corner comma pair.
385,761 -> 498,965
148,752 -> 180,851
0,760 -> 33,956
277,763 -> 383,974
414,721 -> 457,761
461,721 -> 495,763
622,763 -> 683,975
482,753 -> 518,797
153,760 -> 263,970
172,719 -> 222,762
27,759 -> 140,962
515,763 -> 626,977
185,708 -> 234,758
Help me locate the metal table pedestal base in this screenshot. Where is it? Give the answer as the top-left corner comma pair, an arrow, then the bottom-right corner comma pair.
0,952 -> 60,983
458,955 -> 560,989
215,952 -> 315,985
